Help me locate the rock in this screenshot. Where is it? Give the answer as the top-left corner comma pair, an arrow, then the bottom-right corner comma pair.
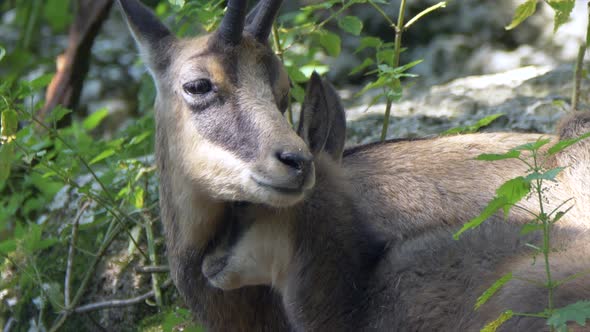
342,65 -> 590,145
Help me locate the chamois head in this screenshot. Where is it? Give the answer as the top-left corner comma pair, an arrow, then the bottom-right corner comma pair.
202,72 -> 348,291
118,0 -> 314,207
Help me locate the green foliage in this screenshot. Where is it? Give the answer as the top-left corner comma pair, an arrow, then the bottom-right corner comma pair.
546,0 -> 575,32
506,0 -> 575,33
140,307 -> 204,332
43,0 -> 72,31
481,310 -> 514,332
547,301 -> 590,330
475,273 -> 513,310
459,129 -> 590,330
548,131 -> 590,155
505,0 -> 537,30
338,16 -> 363,36
0,65 -> 159,329
453,176 -> 530,240
442,114 -> 504,136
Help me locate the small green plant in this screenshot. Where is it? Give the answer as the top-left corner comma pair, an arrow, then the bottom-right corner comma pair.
453,132 -> 590,331
348,0 -> 446,141
452,3 -> 590,330
0,51 -> 164,331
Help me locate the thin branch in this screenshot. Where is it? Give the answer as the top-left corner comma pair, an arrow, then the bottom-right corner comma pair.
572,45 -> 585,111
272,21 -> 294,127
513,276 -> 546,288
404,2 -> 446,30
64,201 -> 91,307
49,219 -> 123,332
367,0 -> 395,28
3,317 -> 16,332
20,110 -> 149,260
512,311 -> 549,319
554,268 -> 590,287
144,209 -> 163,307
72,279 -> 172,313
381,0 -> 407,141
511,204 -> 540,219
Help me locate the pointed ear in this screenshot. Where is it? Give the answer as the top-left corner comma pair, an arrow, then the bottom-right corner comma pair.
117,0 -> 176,74
297,72 -> 332,156
320,79 -> 346,162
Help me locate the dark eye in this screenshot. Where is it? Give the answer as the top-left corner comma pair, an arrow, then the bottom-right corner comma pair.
183,79 -> 213,95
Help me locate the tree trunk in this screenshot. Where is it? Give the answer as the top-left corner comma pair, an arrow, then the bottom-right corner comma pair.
39,0 -> 113,125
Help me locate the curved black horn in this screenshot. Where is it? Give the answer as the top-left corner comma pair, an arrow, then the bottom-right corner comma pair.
245,0 -> 283,42
217,0 -> 248,45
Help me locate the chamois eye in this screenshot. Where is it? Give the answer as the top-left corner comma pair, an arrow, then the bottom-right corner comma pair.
183,79 -> 213,95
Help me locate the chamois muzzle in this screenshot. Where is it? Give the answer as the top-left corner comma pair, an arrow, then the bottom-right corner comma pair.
250,146 -> 315,199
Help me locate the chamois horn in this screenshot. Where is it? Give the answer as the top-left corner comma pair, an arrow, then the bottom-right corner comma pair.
245,0 -> 283,43
217,0 -> 248,46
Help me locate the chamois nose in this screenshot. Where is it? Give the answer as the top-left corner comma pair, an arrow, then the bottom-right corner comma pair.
276,151 -> 312,172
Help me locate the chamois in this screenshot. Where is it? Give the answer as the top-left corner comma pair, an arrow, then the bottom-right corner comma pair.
118,0 -> 589,329
203,73 -> 590,331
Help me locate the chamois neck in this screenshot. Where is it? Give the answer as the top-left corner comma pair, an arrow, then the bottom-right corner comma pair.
282,155 -> 387,331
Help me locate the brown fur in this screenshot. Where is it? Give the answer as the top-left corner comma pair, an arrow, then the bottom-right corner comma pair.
203,79 -> 590,331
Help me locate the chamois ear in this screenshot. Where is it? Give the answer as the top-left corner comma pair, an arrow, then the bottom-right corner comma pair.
321,79 -> 346,162
117,0 -> 176,74
297,72 -> 332,156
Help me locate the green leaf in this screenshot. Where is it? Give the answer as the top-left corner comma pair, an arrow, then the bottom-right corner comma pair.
496,176 -> 531,218
524,167 -> 565,182
286,65 -> 308,83
442,113 -> 504,135
476,150 -> 521,161
29,74 -> 54,90
355,36 -> 382,53
505,0 -> 537,30
89,149 -> 115,165
547,301 -> 590,329
520,222 -> 543,235
83,108 -> 109,131
45,106 -> 72,123
0,46 -> 5,62
354,76 -> 388,97
168,0 -> 185,9
548,131 -> 590,155
552,209 -> 570,224
454,177 -> 530,239
43,0 -> 72,31
546,0 -> 575,33
338,16 -> 363,36
318,31 -> 341,57
302,0 -> 336,12
0,239 -> 17,255
43,282 -> 65,311
513,138 -> 551,151
133,186 -> 145,209
482,310 -> 514,332
453,197 -> 505,240
1,109 -> 18,142
475,273 -> 512,310
350,58 -> 375,75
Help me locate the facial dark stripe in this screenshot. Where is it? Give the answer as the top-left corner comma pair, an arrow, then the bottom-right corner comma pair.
191,96 -> 260,162
189,36 -> 287,162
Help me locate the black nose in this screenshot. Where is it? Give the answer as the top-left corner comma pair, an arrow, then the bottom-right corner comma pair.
276,151 -> 312,172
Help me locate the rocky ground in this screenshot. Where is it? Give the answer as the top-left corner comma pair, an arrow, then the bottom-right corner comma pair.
342,64 -> 590,145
